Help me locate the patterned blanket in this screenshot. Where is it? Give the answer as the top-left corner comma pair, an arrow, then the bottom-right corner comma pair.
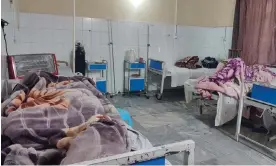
196,58 -> 276,99
175,56 -> 201,69
1,72 -> 130,165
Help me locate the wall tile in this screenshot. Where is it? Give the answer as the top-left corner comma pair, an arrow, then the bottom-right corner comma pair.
100,32 -> 109,46
17,28 -> 32,43
138,34 -> 148,47
2,0 -> 11,12
75,30 -> 83,43
75,17 -> 83,31
83,18 -> 92,31
16,43 -> 31,54
62,16 -> 74,30
92,19 -> 108,32
91,31 -> 101,46
3,12 -> 234,92
30,13 -> 53,29
2,11 -> 14,27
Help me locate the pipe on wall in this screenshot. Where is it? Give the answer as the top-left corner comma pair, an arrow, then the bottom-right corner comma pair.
72,0 -> 76,73
174,0 -> 178,38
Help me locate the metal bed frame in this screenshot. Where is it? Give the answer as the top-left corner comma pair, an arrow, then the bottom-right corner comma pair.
74,140 -> 195,165
146,58 -> 169,100
147,58 -> 216,101
184,80 -> 219,114
185,79 -> 276,159
236,81 -> 276,157
184,49 -> 242,112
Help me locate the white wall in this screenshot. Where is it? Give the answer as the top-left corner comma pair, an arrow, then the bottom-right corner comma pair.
1,0 -> 13,80
1,0 -> 233,93
176,26 -> 233,61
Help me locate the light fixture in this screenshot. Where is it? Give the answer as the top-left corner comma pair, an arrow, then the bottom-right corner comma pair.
130,0 -> 143,8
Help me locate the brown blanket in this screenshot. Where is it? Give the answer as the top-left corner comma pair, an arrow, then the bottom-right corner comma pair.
175,56 -> 201,69
1,72 -> 130,165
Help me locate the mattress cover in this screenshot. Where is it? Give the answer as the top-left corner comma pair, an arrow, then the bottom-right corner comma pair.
169,66 -> 216,87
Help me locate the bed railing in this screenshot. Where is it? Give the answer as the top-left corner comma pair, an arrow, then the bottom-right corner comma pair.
228,49 -> 242,59
75,140 -> 195,165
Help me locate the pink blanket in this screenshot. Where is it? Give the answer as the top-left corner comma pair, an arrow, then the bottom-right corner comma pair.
196,58 -> 276,99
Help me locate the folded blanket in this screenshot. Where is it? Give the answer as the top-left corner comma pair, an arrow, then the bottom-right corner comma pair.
1,72 -> 130,165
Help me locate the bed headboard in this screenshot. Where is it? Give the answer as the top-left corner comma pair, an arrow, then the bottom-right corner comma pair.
149,59 -> 163,71
228,49 -> 242,59
7,53 -> 58,79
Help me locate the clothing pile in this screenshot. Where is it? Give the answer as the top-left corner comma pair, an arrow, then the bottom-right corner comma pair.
175,56 -> 201,69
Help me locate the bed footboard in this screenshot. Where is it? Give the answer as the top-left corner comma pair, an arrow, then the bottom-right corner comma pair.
147,58 -> 167,100
75,140 -> 195,165
148,58 -> 165,73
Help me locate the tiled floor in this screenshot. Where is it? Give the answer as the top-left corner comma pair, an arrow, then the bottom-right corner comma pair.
110,92 -> 276,165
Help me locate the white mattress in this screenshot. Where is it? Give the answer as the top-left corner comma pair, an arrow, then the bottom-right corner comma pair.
169,66 -> 216,87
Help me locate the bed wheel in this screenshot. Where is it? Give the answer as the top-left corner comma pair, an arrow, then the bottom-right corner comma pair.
156,93 -> 162,100
110,95 -> 114,98
146,95 -> 150,99
199,105 -> 203,115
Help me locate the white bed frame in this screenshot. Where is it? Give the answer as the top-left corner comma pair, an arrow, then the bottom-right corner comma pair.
184,79 -> 276,159
75,140 -> 195,165
147,58 -> 169,100
184,79 -> 218,114
236,81 -> 276,156
147,58 -> 216,100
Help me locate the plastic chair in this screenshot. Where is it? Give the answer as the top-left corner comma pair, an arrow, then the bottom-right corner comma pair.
117,108 -> 133,127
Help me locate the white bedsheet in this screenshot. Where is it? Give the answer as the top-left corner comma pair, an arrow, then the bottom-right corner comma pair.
184,79 -> 238,126
170,66 -> 215,87
216,92 -> 238,126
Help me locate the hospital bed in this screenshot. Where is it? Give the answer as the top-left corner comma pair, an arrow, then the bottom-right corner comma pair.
184,67 -> 276,126
2,77 -> 195,165
1,55 -> 195,165
147,58 -> 216,100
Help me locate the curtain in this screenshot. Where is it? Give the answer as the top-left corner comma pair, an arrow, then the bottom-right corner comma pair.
232,0 -> 276,65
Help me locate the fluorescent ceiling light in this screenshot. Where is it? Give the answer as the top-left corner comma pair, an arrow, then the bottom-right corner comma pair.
130,0 -> 143,8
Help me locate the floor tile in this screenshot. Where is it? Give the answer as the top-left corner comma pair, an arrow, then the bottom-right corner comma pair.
110,94 -> 276,165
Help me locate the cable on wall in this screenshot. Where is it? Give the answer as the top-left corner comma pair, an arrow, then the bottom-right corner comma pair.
174,0 -> 178,39
223,26 -> 227,58
173,0 -> 178,63
1,19 -> 9,56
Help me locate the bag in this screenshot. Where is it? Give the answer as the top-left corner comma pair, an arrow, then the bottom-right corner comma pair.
125,49 -> 137,63
201,57 -> 218,68
75,42 -> 86,76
